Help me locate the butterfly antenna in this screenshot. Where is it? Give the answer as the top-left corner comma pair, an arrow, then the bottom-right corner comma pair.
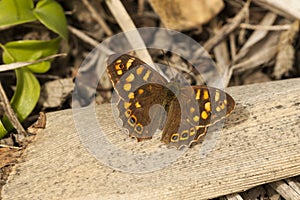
161,50 -> 176,80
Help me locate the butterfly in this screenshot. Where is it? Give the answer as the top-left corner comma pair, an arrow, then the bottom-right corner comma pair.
106,54 -> 235,149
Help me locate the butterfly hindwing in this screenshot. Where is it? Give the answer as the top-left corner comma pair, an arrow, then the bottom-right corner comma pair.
117,83 -> 168,140
160,94 -> 208,148
189,86 -> 235,127
161,85 -> 235,148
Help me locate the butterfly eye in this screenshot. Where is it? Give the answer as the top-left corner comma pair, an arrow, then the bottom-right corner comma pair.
170,133 -> 179,142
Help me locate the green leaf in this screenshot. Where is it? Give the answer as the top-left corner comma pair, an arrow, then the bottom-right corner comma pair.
0,120 -> 7,139
12,68 -> 40,121
0,68 -> 40,137
2,37 -> 61,73
27,62 -> 51,73
34,0 -> 68,40
0,0 -> 36,28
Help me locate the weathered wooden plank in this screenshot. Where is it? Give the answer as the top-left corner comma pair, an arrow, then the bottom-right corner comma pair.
2,78 -> 300,200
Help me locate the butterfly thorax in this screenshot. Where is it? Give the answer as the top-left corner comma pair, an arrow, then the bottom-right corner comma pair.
161,81 -> 181,109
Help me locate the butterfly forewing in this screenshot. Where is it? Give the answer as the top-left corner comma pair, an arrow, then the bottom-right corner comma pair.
107,54 -> 167,101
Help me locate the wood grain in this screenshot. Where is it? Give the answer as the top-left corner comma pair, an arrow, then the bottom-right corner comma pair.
2,78 -> 300,200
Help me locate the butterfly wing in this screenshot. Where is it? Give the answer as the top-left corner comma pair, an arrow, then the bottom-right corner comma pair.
107,54 -> 167,100
107,54 -> 169,140
190,86 -> 235,126
161,85 -> 235,148
117,83 -> 171,140
160,94 -> 208,149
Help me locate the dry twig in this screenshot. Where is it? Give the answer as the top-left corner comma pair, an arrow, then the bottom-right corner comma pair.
0,82 -> 27,142
225,193 -> 244,200
105,0 -> 154,66
0,144 -> 21,149
229,33 -> 237,62
225,45 -> 277,86
252,0 -> 300,20
234,12 -> 277,63
138,0 -> 145,15
68,25 -> 114,55
0,54 -> 66,72
240,23 -> 291,31
81,0 -> 113,36
273,20 -> 299,79
68,25 -> 99,47
203,0 -> 250,52
270,180 -> 300,200
285,178 -> 300,195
